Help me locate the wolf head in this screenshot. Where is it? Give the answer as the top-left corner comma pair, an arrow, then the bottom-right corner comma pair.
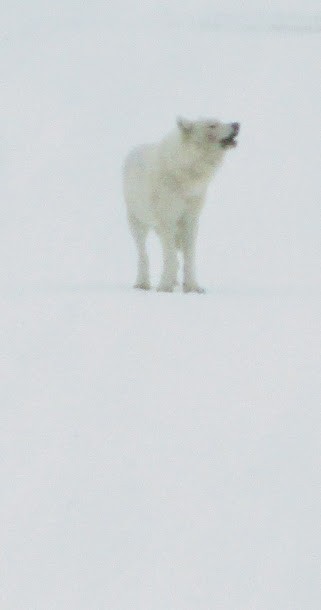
177,117 -> 240,149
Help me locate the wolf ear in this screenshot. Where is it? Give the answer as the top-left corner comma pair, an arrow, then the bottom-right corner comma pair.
177,117 -> 193,134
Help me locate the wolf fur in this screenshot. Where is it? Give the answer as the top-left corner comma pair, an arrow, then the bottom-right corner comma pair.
123,117 -> 240,292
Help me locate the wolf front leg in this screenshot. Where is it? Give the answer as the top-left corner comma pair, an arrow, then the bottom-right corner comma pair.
128,214 -> 151,290
181,215 -> 205,293
157,224 -> 179,292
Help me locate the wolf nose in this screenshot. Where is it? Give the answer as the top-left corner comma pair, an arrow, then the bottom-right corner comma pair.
232,122 -> 240,134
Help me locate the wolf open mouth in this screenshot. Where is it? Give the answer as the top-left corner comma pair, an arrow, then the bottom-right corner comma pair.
220,135 -> 238,148
221,123 -> 240,148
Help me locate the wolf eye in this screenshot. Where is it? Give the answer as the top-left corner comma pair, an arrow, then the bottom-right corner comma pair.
208,123 -> 217,129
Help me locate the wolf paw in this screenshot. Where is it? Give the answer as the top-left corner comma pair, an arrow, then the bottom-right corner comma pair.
183,284 -> 206,294
156,284 -> 175,293
134,282 -> 151,290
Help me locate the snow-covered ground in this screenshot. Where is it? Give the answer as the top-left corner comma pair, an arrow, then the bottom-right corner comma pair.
2,2 -> 321,609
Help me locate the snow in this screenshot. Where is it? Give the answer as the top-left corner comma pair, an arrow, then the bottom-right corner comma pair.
1,2 -> 321,609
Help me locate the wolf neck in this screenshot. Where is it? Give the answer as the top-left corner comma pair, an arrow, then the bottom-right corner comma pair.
160,131 -> 224,187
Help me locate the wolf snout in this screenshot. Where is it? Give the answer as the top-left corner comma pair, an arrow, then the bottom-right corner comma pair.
232,122 -> 240,134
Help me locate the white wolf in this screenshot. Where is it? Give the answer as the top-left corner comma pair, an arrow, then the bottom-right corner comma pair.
123,117 -> 240,293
